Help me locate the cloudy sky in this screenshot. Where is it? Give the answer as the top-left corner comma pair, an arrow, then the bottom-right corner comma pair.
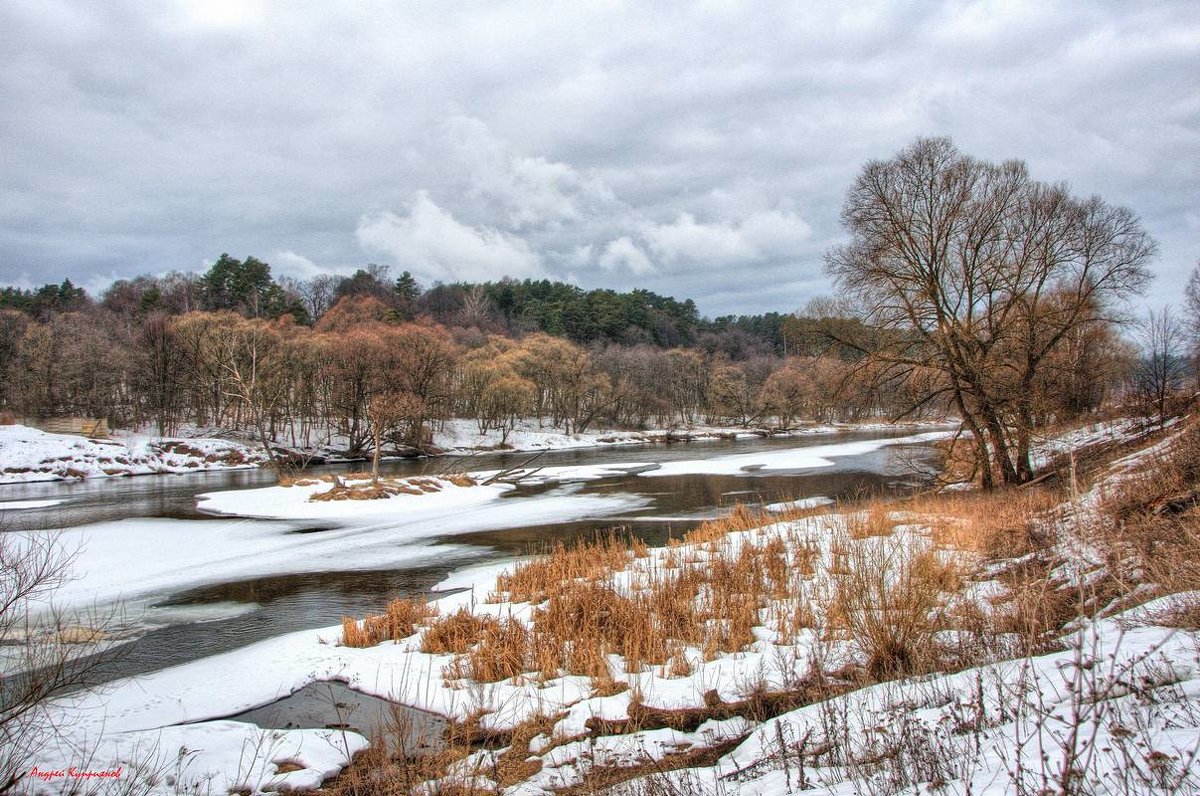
1,1 -> 1197,317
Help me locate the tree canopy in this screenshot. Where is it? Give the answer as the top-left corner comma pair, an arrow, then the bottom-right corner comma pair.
827,137 -> 1155,486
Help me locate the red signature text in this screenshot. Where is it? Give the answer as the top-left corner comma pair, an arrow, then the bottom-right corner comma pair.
29,766 -> 123,782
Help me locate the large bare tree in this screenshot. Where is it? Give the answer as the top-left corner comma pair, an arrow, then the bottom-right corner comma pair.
827,137 -> 1155,487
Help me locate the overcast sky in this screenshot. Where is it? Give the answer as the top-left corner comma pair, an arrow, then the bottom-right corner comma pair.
1,1 -> 1197,317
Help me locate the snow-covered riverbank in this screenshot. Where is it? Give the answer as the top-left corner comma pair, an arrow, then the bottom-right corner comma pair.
0,419 -> 952,484
30,510 -> 1200,796
0,425 -> 265,484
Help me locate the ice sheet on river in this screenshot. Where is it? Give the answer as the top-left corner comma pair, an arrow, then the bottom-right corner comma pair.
28,483 -> 649,611
466,431 -> 947,486
640,430 -> 950,477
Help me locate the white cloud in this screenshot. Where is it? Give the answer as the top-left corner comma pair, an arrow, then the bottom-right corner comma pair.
173,0 -> 264,30
442,115 -> 620,230
272,250 -> 326,280
355,192 -> 542,284
82,272 -> 120,298
567,244 -> 594,267
640,210 -> 812,265
641,213 -> 756,263
739,210 -> 814,255
598,237 -> 655,276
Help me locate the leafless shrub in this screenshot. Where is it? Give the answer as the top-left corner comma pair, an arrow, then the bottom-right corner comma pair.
829,529 -> 960,680
1,531 -> 125,794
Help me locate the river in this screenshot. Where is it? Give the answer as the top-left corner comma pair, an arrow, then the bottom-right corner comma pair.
0,427 -> 943,687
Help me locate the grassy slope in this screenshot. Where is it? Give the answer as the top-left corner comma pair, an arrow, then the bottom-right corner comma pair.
326,413 -> 1200,796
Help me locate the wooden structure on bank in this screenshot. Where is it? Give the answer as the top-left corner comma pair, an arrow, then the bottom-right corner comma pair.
13,416 -> 110,438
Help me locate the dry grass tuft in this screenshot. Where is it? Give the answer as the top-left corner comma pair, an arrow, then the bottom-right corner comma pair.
844,502 -> 896,539
990,558 -> 1079,651
421,608 -> 496,655
491,530 -> 648,605
683,503 -> 772,544
463,616 -> 531,682
341,596 -> 438,648
829,529 -> 962,680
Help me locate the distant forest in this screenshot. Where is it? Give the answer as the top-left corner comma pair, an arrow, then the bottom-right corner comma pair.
0,258 -> 828,355
0,255 -> 944,454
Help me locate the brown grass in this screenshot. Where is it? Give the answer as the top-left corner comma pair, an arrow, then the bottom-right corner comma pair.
276,474 -> 321,487
463,617 -> 531,682
1099,418 -> 1200,599
908,486 -> 1063,557
421,608 -> 496,655
683,503 -> 775,544
460,515 -> 850,683
491,530 -> 650,605
322,734 -> 479,796
829,529 -> 963,680
341,597 -> 438,648
844,502 -> 896,539
328,461 -> 1180,796
989,557 -> 1080,651
306,473 -> 482,502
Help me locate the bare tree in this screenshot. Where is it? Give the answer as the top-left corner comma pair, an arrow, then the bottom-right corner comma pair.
135,313 -> 186,435
1132,307 -> 1189,427
1,533 -> 116,793
367,392 -> 418,483
827,137 -> 1155,487
1187,262 -> 1200,333
300,274 -> 342,321
219,319 -> 287,473
1185,261 -> 1200,376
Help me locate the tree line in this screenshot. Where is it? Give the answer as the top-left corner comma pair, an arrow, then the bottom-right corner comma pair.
0,251 -> 943,453
0,294 -> 936,457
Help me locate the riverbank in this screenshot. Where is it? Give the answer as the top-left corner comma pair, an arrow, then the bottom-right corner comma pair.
0,424 -> 266,484
0,418 -> 951,484
22,430 -> 946,615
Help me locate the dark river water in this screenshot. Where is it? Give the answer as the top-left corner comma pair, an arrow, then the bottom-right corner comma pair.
0,428 -> 943,687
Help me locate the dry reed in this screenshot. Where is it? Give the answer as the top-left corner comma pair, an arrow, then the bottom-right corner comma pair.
341,596 -> 438,648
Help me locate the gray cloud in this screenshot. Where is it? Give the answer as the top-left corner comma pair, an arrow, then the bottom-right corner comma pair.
1,0 -> 1197,316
